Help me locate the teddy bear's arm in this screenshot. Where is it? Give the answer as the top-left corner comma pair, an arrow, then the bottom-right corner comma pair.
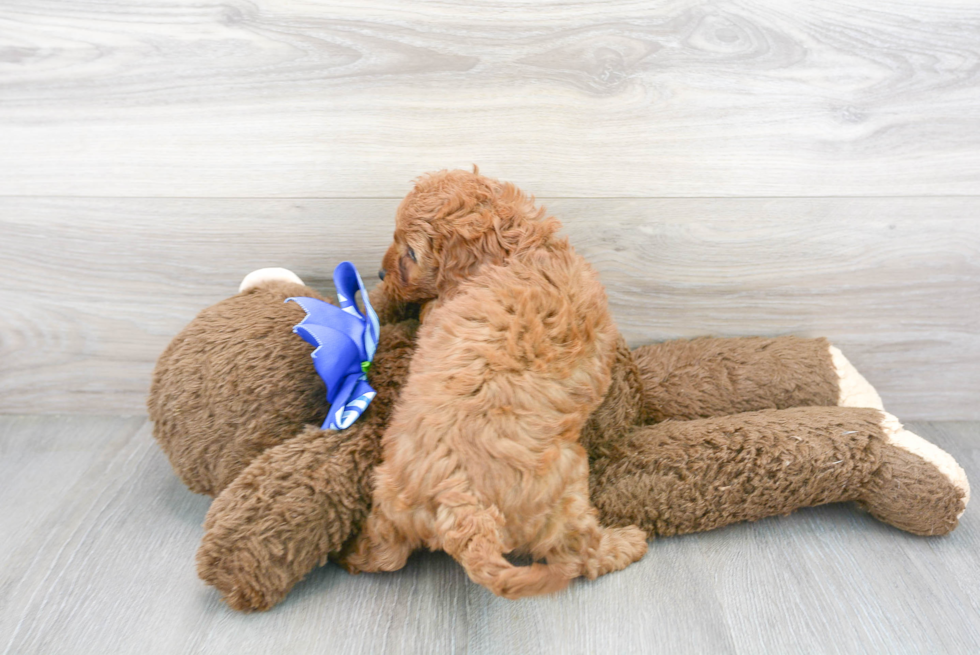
632,336 -> 880,423
196,423 -> 381,611
590,405 -> 969,538
195,318 -> 420,611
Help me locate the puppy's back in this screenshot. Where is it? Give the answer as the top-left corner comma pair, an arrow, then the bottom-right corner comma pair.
384,244 -> 618,526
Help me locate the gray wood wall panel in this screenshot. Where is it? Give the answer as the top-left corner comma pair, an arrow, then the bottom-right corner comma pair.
1,196 -> 977,419
1,0 -> 979,197
1,415 -> 978,654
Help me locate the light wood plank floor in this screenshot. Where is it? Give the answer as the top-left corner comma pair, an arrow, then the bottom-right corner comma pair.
1,415 -> 978,655
2,2 -> 978,653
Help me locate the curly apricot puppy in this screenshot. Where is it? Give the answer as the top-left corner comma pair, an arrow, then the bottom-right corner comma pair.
341,169 -> 648,599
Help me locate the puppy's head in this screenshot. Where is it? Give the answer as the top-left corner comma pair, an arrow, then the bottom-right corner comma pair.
380,167 -> 559,303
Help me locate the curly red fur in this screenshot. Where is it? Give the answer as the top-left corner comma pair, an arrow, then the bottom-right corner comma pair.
342,169 -> 647,598
379,167 -> 561,305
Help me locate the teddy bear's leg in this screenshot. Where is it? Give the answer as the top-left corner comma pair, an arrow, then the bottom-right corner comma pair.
632,336 -> 882,424
197,424 -> 380,612
590,406 -> 969,538
859,412 -> 970,535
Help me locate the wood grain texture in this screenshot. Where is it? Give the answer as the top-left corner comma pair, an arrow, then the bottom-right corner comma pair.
2,1 -> 977,650
1,196 -> 977,419
1,0 -> 979,197
1,416 -> 978,654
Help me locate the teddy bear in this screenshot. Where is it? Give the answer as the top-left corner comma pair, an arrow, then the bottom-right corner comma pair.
148,267 -> 969,611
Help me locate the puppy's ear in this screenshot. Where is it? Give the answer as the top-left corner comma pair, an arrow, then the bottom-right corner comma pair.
450,210 -> 494,241
435,220 -> 504,296
431,180 -> 561,296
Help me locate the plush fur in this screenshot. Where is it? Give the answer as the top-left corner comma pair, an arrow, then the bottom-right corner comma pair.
148,171 -> 970,611
149,281 -> 331,496
196,314 -> 419,611
152,278 -> 969,611
341,170 -> 647,598
633,336 -> 840,423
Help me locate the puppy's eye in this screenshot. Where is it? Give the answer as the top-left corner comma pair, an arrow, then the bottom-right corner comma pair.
407,247 -> 417,263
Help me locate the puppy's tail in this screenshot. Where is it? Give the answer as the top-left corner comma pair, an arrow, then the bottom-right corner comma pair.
488,560 -> 573,599
440,501 -> 574,599
453,533 -> 572,600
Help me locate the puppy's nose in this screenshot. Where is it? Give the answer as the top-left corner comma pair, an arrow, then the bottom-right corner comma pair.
378,269 -> 386,281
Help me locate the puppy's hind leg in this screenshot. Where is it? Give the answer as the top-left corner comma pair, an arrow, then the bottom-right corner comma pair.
587,524 -> 649,579
542,489 -> 648,581
439,501 -> 573,600
339,507 -> 414,574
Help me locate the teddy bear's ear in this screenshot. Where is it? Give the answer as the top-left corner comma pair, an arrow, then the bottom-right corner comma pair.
238,267 -> 305,294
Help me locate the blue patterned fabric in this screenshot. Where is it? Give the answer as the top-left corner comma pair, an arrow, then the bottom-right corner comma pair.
287,262 -> 381,430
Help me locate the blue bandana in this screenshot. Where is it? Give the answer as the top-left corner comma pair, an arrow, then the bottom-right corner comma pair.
286,262 -> 381,430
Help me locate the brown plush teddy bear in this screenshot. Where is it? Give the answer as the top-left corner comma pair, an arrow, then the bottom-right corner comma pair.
149,269 -> 969,612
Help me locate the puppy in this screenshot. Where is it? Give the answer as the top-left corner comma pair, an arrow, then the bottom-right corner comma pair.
341,169 -> 647,598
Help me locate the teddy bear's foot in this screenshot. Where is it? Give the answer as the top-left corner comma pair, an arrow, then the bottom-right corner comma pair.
589,406 -> 973,539
859,412 -> 970,535
829,346 -> 884,410
239,267 -> 305,293
195,540 -> 282,612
